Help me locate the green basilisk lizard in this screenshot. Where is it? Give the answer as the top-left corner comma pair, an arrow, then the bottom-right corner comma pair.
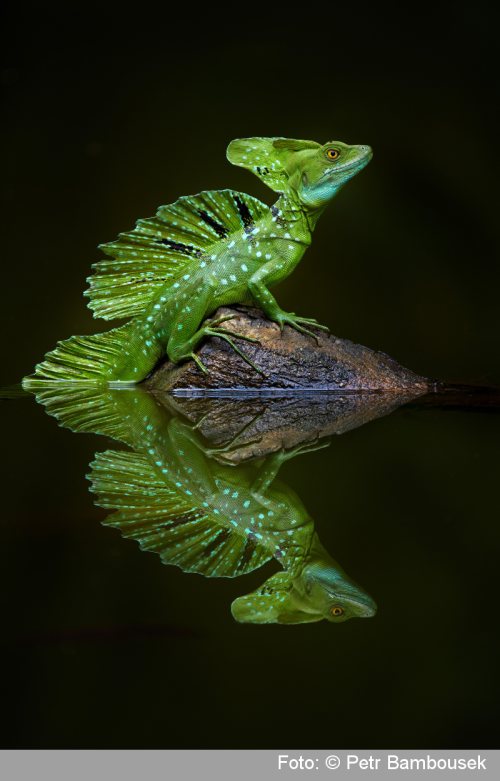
24,137 -> 372,386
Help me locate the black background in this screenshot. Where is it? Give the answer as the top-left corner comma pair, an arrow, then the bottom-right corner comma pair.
1,3 -> 499,749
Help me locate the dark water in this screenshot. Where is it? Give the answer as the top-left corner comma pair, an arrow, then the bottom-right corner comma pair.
1,385 -> 499,748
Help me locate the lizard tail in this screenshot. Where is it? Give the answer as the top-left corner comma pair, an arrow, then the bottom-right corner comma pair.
22,322 -> 146,387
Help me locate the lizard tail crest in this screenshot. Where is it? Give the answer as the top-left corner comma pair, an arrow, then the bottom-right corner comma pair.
22,322 -> 143,387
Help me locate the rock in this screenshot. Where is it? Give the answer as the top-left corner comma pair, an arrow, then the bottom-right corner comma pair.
145,305 -> 430,394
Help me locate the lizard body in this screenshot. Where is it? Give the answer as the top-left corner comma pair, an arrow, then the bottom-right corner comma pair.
24,137 -> 372,386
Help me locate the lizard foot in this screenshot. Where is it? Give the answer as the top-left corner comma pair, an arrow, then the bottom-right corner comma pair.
278,437 -> 331,463
205,435 -> 264,461
273,312 -> 327,344
207,326 -> 260,346
205,314 -> 239,328
204,327 -> 264,375
291,315 -> 330,332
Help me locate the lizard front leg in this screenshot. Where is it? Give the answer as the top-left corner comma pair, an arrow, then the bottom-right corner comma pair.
248,261 -> 329,342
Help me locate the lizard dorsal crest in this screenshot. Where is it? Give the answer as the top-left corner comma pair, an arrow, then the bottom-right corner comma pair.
85,189 -> 269,321
226,137 -> 321,193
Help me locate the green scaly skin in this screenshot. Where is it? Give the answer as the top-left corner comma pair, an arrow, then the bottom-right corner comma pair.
24,137 -> 372,386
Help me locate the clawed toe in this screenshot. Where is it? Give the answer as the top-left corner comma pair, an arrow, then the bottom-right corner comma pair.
207,314 -> 237,328
295,324 -> 319,342
190,352 -> 209,373
294,316 -> 329,332
277,313 -> 329,343
205,328 -> 263,374
209,327 -> 260,345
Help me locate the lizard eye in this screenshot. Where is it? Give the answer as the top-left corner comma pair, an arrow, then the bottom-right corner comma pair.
330,605 -> 344,617
326,149 -> 340,161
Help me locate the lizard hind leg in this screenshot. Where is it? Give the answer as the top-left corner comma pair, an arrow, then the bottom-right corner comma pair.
166,287 -> 263,375
203,326 -> 263,374
168,323 -> 263,375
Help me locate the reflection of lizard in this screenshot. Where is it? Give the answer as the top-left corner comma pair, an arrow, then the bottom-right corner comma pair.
28,382 -> 376,624
24,137 -> 372,386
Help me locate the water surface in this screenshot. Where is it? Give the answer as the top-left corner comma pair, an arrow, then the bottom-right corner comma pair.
1,385 -> 499,748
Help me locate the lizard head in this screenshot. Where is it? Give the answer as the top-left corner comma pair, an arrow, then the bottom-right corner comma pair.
231,535 -> 376,625
227,136 -> 372,208
299,557 -> 377,623
296,535 -> 377,623
292,140 -> 373,209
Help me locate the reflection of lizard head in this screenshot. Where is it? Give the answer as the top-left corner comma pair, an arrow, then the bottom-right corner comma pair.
227,136 -> 372,209
231,535 -> 377,625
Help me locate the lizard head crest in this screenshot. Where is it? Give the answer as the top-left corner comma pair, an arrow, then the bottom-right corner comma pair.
227,136 -> 372,208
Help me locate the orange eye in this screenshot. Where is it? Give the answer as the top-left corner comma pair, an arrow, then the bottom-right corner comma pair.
326,149 -> 340,160
330,605 -> 344,617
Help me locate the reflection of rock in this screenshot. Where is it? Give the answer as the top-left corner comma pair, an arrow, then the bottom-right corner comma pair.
146,306 -> 430,393
155,390 -> 425,463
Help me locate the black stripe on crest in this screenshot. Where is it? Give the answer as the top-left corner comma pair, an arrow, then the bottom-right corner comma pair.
234,195 -> 255,232
271,205 -> 287,228
161,511 -> 199,528
158,238 -> 198,256
198,210 -> 228,238
201,528 -> 231,559
237,536 -> 257,571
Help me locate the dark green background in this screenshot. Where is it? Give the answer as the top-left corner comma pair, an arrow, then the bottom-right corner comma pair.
1,4 -> 499,749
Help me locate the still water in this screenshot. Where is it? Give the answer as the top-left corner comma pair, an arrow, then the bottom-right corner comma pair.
2,385 -> 499,748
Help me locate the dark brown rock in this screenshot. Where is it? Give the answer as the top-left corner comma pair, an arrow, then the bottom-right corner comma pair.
145,305 -> 430,394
